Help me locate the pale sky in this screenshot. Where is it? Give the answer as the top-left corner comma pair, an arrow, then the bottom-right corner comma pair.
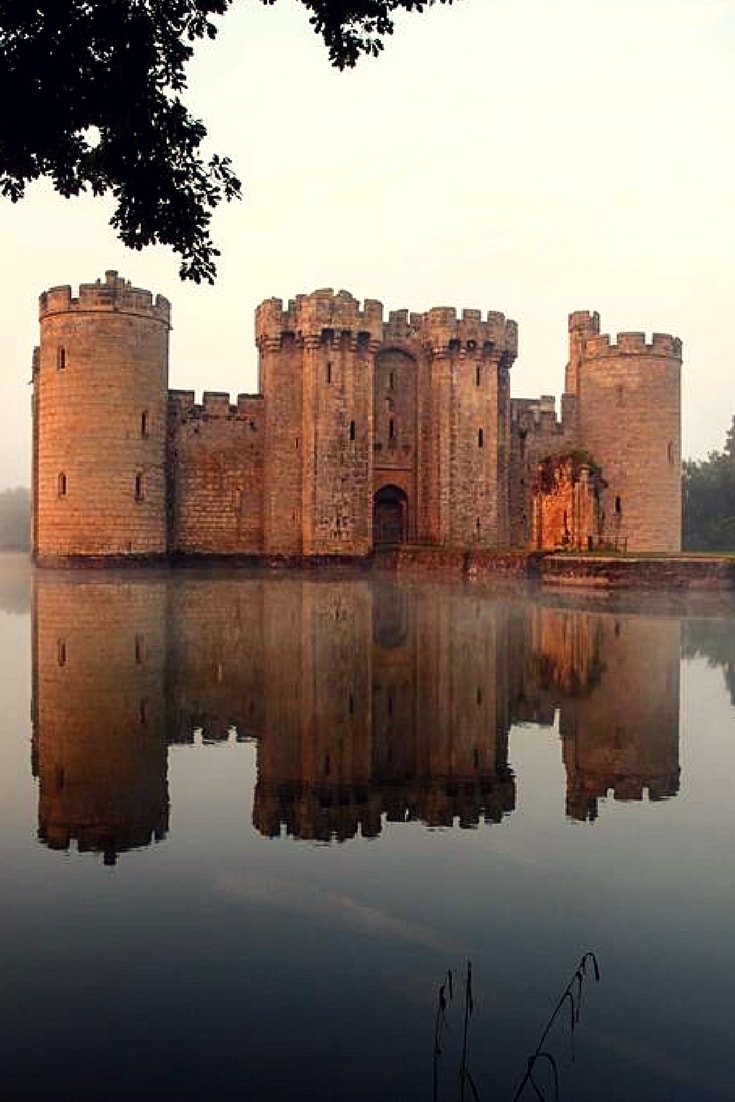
1,0 -> 733,488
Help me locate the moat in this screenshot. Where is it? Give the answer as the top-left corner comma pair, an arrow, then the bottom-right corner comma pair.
1,555 -> 734,1100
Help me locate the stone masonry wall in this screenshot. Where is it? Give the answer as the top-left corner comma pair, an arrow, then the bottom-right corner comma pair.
167,391 -> 264,555
509,396 -> 570,548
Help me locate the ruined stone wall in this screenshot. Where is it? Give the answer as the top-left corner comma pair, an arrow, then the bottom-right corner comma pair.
31,573 -> 169,863
167,391 -> 264,555
574,324 -> 682,552
531,456 -> 603,551
509,395 -> 570,547
33,271 -> 170,561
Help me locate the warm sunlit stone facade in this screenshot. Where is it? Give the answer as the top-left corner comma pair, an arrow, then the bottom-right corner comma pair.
31,273 -> 682,563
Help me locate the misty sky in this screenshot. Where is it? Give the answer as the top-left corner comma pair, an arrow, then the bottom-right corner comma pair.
1,0 -> 733,489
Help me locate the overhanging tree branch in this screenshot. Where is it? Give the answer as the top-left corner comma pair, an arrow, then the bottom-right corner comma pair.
0,0 -> 456,282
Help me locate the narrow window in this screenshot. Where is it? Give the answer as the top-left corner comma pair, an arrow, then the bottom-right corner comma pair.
389,418 -> 395,440
135,473 -> 144,501
326,362 -> 332,384
141,411 -> 149,438
57,638 -> 67,667
349,420 -> 355,441
475,364 -> 481,387
388,371 -> 395,390
134,634 -> 145,666
615,495 -> 622,514
295,437 -> 300,450
476,687 -> 482,706
323,753 -> 331,777
57,472 -> 67,497
348,692 -> 354,714
667,441 -> 674,465
56,347 -> 66,371
478,428 -> 484,448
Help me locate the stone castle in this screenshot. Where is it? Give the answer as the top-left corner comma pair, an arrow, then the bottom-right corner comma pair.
30,271 -> 682,563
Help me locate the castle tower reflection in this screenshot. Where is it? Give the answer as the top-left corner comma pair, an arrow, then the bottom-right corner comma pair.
30,575 -> 683,857
514,603 -> 681,819
32,574 -> 170,864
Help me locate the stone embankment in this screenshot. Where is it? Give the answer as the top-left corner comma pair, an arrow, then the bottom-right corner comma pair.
374,547 -> 735,590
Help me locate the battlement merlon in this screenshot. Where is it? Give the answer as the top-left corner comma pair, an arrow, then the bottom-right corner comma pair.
168,389 -> 264,420
419,307 -> 518,361
568,310 -> 601,335
583,331 -> 683,359
255,289 -> 384,347
39,271 -> 171,327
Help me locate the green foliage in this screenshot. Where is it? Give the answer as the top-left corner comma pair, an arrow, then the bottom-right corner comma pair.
683,419 -> 735,551
0,486 -> 30,551
0,0 -> 455,282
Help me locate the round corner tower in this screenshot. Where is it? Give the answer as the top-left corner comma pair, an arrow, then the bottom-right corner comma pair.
32,271 -> 171,563
571,318 -> 682,552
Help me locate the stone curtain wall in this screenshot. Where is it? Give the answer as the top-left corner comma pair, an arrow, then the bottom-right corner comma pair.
167,391 -> 264,555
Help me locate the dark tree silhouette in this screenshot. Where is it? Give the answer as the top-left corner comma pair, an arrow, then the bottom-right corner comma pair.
0,1 -> 455,282
682,417 -> 735,551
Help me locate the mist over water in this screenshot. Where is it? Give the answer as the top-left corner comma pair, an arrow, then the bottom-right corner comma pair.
0,558 -> 734,1100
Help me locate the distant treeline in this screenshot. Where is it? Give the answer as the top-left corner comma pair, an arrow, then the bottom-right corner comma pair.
683,418 -> 735,552
0,487 -> 30,551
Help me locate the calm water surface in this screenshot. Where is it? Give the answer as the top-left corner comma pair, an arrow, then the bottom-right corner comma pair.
1,555 -> 734,1101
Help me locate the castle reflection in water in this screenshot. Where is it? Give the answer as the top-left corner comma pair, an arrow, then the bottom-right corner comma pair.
30,573 -> 681,862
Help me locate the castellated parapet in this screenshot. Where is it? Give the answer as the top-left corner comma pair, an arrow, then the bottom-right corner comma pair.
31,275 -> 682,562
39,270 -> 171,325
255,289 -> 384,349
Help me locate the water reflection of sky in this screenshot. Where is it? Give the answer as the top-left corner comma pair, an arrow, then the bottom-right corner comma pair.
0,555 -> 734,1100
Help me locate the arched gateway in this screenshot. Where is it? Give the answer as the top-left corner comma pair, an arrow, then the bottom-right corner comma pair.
373,485 -> 408,546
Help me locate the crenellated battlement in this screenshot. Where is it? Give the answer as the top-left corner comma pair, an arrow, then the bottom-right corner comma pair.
168,389 -> 264,421
511,395 -> 564,435
256,290 -> 517,361
420,306 -> 517,358
383,305 -> 518,358
383,308 -> 424,342
584,331 -> 682,359
255,289 -> 384,346
39,270 -> 171,326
